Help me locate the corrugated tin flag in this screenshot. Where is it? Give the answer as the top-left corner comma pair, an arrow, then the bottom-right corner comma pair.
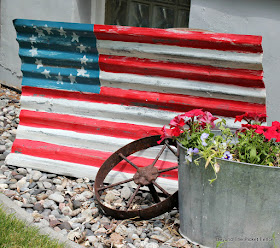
6,19 -> 265,191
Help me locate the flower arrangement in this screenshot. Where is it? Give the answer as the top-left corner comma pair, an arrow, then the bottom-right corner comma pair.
158,109 -> 280,183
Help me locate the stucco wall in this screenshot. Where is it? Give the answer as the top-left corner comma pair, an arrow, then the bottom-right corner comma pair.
0,0 -> 105,88
189,0 -> 280,123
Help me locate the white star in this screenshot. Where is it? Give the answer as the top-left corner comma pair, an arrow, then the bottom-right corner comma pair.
80,55 -> 89,65
41,69 -> 51,79
29,35 -> 37,44
68,74 -> 77,84
71,32 -> 79,42
35,59 -> 43,69
29,46 -> 38,57
77,44 -> 87,53
58,27 -> 67,37
77,67 -> 89,77
34,27 -> 45,37
56,72 -> 63,84
43,25 -> 53,35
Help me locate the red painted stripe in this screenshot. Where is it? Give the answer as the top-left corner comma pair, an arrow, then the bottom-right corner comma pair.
94,25 -> 262,53
99,55 -> 264,88
12,139 -> 178,180
19,110 -> 161,139
22,86 -> 266,118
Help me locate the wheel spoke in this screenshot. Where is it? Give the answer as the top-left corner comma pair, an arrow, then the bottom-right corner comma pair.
147,184 -> 160,203
119,153 -> 139,169
150,144 -> 167,167
158,166 -> 178,174
97,178 -> 134,191
153,181 -> 170,196
166,142 -> 178,157
126,184 -> 141,209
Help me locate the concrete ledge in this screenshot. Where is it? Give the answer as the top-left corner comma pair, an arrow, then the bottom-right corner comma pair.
0,193 -> 81,248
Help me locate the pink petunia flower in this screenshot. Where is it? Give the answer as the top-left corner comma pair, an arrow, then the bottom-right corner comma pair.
183,109 -> 204,118
157,125 -> 172,144
197,111 -> 218,128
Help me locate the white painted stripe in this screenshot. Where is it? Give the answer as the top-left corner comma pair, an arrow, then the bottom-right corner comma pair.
100,71 -> 266,104
19,96 -> 243,129
15,126 -> 177,162
5,154 -> 178,193
97,40 -> 263,70
16,125 -> 133,152
20,96 -> 178,127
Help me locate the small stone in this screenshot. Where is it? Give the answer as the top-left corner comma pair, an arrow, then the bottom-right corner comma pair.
36,193 -> 48,201
95,227 -> 107,235
67,230 -> 81,241
43,199 -> 56,209
81,208 -> 99,221
61,206 -> 72,216
91,222 -> 100,232
153,220 -> 163,228
104,191 -> 116,204
51,209 -> 62,218
86,235 -> 98,243
70,208 -> 81,217
70,217 -> 86,224
53,178 -> 62,184
3,189 -> 17,197
131,233 -> 140,240
31,189 -> 44,195
115,224 -> 127,236
22,203 -> 34,208
32,212 -> 43,222
0,183 -> 8,190
8,184 -> 17,190
75,191 -> 93,201
53,185 -> 61,192
49,192 -> 65,203
41,209 -> 52,217
58,221 -> 72,230
0,174 -> 6,179
14,200 -> 23,207
150,235 -> 168,243
72,200 -> 82,209
46,173 -> 57,179
49,219 -> 62,228
125,237 -> 134,244
172,239 -> 188,247
71,223 -> 82,230
43,181 -> 52,189
0,145 -> 6,153
32,171 -> 42,181
17,168 -> 27,175
100,216 -> 110,226
85,229 -> 94,236
34,203 -> 44,212
121,186 -> 132,200
28,182 -> 37,189
14,174 -> 24,180
36,182 -> 45,190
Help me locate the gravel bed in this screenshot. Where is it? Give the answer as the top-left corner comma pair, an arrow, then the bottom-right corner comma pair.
0,84 -> 199,248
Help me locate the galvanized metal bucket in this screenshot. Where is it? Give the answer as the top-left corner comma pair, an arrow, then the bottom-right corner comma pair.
178,142 -> 280,248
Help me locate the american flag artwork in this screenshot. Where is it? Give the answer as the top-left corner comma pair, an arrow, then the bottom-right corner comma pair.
6,19 -> 265,191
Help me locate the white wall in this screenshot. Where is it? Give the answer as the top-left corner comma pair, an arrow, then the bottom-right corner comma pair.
0,0 -> 105,88
189,0 -> 280,123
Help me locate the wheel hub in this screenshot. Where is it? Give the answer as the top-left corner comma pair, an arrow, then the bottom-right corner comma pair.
133,164 -> 159,186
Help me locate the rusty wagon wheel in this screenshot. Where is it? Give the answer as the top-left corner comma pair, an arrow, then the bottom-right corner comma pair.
94,135 -> 179,220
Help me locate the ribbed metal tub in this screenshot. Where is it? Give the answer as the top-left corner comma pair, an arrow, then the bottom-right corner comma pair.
178,143 -> 280,248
